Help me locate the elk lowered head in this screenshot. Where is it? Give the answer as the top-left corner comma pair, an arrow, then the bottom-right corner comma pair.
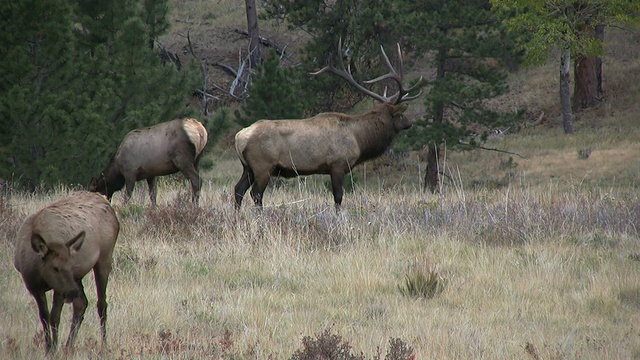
31,231 -> 85,302
89,153 -> 124,201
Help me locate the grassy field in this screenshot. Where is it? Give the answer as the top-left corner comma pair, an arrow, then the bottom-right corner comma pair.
1,169 -> 639,359
1,1 -> 640,359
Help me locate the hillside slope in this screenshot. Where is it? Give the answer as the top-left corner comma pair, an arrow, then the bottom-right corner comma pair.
159,1 -> 640,190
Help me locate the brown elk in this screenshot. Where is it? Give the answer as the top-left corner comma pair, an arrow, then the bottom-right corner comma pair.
90,118 -> 208,206
13,191 -> 120,354
234,43 -> 421,210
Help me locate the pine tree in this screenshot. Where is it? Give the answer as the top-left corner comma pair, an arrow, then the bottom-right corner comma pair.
0,0 -> 80,189
393,0 -> 521,192
0,0 -> 200,190
236,50 -> 304,126
143,0 -> 171,50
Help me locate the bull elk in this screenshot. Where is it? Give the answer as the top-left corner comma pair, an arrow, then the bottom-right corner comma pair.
13,191 -> 120,354
90,118 -> 208,206
234,43 -> 421,210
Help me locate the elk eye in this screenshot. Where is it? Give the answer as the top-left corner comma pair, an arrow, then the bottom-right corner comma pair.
52,267 -> 60,273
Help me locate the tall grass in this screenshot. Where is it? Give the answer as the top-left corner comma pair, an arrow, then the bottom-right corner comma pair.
1,172 -> 639,359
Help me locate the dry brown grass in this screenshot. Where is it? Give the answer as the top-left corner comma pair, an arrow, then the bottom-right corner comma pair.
1,174 -> 639,359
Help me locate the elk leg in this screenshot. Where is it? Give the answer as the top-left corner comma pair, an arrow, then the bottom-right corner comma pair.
33,292 -> 54,352
330,171 -> 345,211
234,166 -> 254,209
250,172 -> 270,207
189,169 -> 202,204
94,263 -> 111,346
123,177 -> 136,205
176,161 -> 202,204
49,291 -> 66,351
146,177 -> 157,207
65,282 -> 88,349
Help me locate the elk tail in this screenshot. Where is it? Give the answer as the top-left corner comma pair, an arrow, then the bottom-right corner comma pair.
234,128 -> 252,166
183,118 -> 208,156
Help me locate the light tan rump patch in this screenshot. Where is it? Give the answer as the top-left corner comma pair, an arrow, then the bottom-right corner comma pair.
182,118 -> 208,155
234,126 -> 258,166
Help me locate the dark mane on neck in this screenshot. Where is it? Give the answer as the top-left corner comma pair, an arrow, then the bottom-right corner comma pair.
349,105 -> 395,163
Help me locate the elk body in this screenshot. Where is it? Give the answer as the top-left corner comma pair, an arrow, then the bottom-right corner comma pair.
13,191 -> 120,353
234,43 -> 420,210
234,103 -> 412,209
90,118 -> 208,206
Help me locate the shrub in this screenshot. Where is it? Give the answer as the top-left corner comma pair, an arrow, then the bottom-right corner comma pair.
399,257 -> 446,299
290,328 -> 365,360
290,329 -> 415,360
379,338 -> 415,360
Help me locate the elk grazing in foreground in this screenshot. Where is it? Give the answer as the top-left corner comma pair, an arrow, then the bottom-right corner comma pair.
13,191 -> 120,354
234,43 -> 421,210
90,118 -> 208,206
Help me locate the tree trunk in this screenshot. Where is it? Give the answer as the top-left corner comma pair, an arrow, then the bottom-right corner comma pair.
423,46 -> 447,192
245,0 -> 262,68
574,55 -> 599,109
595,23 -> 604,96
560,47 -> 574,134
424,144 -> 440,194
573,23 -> 602,109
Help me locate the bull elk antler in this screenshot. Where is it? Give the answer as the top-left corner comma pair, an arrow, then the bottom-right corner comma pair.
311,38 -> 422,104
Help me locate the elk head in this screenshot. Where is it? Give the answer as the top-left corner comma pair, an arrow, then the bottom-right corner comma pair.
31,231 -> 85,302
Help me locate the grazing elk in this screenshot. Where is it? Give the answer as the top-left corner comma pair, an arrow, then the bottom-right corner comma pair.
90,118 -> 208,206
13,191 -> 120,354
234,43 -> 421,210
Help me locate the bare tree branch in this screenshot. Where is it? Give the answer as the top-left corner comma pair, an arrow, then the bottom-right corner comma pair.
459,142 -> 528,159
213,63 -> 238,77
194,89 -> 221,101
234,28 -> 283,55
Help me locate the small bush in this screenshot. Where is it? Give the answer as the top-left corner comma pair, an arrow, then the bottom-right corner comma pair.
290,329 -> 415,360
399,257 -> 446,299
380,337 -> 415,360
290,328 -> 365,360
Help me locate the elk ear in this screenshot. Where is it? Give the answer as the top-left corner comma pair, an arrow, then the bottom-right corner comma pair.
89,177 -> 97,190
66,231 -> 86,254
391,104 -> 408,115
31,234 -> 48,258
